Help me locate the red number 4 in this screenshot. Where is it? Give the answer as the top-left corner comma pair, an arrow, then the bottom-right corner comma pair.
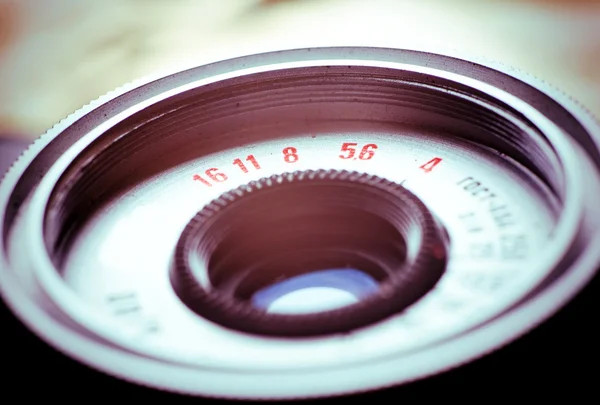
339,143 -> 378,160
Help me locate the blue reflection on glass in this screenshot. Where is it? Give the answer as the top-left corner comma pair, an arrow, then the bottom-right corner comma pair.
252,268 -> 379,314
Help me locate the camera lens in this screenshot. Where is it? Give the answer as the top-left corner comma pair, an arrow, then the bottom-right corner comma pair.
171,169 -> 448,336
3,47 -> 600,400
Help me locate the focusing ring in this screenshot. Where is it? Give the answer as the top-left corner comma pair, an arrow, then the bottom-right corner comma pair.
171,169 -> 448,336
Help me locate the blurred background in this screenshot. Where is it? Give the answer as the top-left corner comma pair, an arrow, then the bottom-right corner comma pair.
0,0 -> 599,169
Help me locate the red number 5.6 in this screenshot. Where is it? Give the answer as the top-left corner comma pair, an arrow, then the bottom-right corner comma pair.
339,143 -> 378,160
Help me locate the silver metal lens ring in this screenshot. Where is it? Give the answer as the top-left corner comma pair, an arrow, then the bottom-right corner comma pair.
1,47 -> 600,400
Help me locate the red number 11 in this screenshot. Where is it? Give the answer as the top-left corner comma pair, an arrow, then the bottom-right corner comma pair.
233,155 -> 261,173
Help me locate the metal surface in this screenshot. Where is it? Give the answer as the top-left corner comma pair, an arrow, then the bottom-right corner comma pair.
1,47 -> 600,400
